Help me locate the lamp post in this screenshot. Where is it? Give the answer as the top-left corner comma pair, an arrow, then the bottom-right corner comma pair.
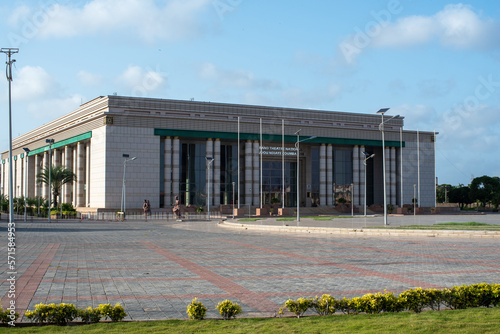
2,48 -> 19,225
121,154 -> 137,218
376,109 -> 399,226
232,181 -> 235,219
23,148 -> 30,223
46,139 -> 54,223
206,156 -> 214,220
362,152 -> 375,216
294,130 -> 317,223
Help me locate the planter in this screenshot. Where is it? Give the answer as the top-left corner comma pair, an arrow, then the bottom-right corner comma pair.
278,208 -> 289,216
256,208 -> 268,216
233,208 -> 245,217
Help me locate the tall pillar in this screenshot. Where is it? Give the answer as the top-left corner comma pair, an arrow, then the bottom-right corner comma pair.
326,144 -> 333,206
253,140 -> 259,206
385,147 -> 391,206
172,137 -> 180,198
76,141 -> 85,207
319,144 -> 326,206
352,145 -> 360,206
72,146 -> 77,206
214,139 -> 221,206
359,146 -> 365,209
34,155 -> 41,198
86,143 -> 91,207
206,138 -> 213,206
43,151 -> 49,200
164,137 -> 172,207
64,146 -> 73,204
54,148 -> 60,167
245,140 -> 253,205
390,147 -> 396,206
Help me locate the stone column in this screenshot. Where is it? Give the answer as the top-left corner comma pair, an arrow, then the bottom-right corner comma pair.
72,146 -> 77,206
326,144 -> 333,206
172,137 -> 180,198
43,151 -> 49,200
214,139 -> 221,207
164,137 -> 172,207
206,138 -> 213,206
34,154 -> 41,198
245,140 -> 253,205
54,148 -> 60,168
352,145 -> 360,206
64,146 -> 73,204
359,146 -> 366,209
86,143 -> 91,207
385,147 -> 391,206
319,144 -> 326,206
253,140 -> 259,206
76,141 -> 85,207
390,147 -> 396,206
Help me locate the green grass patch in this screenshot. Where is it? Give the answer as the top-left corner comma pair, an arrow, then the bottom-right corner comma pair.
7,307 -> 500,333
435,222 -> 490,226
301,216 -> 353,220
276,218 -> 295,221
237,218 -> 262,222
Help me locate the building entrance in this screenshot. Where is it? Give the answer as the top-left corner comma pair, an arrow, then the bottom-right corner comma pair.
261,161 -> 297,207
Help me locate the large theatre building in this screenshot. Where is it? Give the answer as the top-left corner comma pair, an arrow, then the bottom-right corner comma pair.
1,95 -> 436,213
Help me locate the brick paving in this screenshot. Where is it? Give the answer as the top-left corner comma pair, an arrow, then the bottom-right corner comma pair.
1,214 -> 500,321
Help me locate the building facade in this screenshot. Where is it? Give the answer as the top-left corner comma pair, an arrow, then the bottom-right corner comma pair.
1,95 -> 436,212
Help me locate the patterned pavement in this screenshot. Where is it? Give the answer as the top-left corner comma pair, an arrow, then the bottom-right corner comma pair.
1,215 -> 500,321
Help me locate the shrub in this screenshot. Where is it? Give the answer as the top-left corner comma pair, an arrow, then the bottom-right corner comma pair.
279,298 -> 312,318
98,303 -> 127,322
311,294 -> 337,316
186,298 -> 207,320
78,306 -> 102,324
359,291 -> 402,314
0,302 -> 19,324
24,303 -> 78,325
399,288 -> 432,313
337,297 -> 357,315
216,300 -> 242,320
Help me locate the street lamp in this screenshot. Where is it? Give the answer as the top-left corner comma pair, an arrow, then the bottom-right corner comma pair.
362,151 -> 375,216
377,109 -> 399,226
121,154 -> 137,218
46,139 -> 54,223
206,156 -> 214,220
23,148 -> 30,223
232,181 -> 235,219
295,130 -> 317,223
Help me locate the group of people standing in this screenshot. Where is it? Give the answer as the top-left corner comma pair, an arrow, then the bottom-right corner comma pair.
142,199 -> 151,217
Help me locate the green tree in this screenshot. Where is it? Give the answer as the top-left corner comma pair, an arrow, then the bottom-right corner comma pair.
436,184 -> 454,203
470,176 -> 500,208
36,165 -> 77,208
448,186 -> 473,209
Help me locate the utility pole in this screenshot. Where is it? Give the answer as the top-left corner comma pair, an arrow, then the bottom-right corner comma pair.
1,48 -> 19,225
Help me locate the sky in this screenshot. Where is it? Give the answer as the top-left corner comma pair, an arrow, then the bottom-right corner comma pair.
0,0 -> 499,186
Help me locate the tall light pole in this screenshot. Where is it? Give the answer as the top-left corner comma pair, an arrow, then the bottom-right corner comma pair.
121,154 -> 137,218
206,156 -> 214,220
294,130 -> 317,223
232,181 -> 235,219
377,109 -> 399,226
23,148 -> 30,223
2,48 -> 19,225
46,139 -> 54,223
362,152 -> 375,216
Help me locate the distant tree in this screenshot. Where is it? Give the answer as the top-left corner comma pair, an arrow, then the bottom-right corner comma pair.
448,186 -> 473,209
436,184 -> 454,203
470,175 -> 500,208
36,165 -> 77,208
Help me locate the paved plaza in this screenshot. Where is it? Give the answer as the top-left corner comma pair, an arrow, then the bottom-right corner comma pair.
1,214 -> 500,321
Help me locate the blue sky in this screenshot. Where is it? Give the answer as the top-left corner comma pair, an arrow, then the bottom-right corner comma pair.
1,0 -> 499,186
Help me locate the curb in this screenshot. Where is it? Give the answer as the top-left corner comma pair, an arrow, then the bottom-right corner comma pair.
218,222 -> 500,239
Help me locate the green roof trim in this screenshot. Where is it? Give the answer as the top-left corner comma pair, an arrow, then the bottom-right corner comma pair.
154,129 -> 404,148
28,132 -> 92,156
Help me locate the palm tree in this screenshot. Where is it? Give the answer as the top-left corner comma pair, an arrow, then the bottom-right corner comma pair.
36,165 -> 77,208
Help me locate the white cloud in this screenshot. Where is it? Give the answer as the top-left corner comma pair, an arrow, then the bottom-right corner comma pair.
8,0 -> 212,43
339,4 -> 500,64
116,65 -> 167,96
199,62 -> 281,90
12,66 -> 56,101
25,94 -> 84,120
77,70 -> 102,87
